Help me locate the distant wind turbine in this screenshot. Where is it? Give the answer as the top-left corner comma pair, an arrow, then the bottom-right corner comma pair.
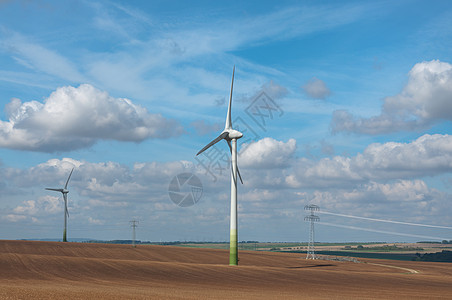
45,167 -> 74,242
196,66 -> 243,265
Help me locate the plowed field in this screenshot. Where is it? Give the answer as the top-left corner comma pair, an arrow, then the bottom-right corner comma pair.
1,240 -> 451,299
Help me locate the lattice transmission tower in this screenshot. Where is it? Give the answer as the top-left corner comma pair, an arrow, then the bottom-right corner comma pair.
130,219 -> 139,248
304,204 -> 320,259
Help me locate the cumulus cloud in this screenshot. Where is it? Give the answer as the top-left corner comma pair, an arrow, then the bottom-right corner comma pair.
242,189 -> 281,203
353,134 -> 452,178
9,134 -> 446,204
308,179 -> 442,215
87,216 -> 104,225
1,134 -> 452,239
1,157 -> 200,226
3,214 -> 27,222
312,180 -> 428,204
7,158 -> 199,201
286,134 -> 452,188
302,77 -> 331,99
376,180 -> 429,202
240,138 -> 296,169
12,195 -> 62,217
3,135 -> 452,199
331,60 -> 452,134
1,156 -> 235,232
0,84 -> 184,152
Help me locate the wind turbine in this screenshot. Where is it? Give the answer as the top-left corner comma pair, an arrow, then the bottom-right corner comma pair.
196,66 -> 243,265
45,167 -> 74,242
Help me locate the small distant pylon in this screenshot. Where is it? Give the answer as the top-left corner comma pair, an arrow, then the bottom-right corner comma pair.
130,219 -> 139,248
304,204 -> 320,259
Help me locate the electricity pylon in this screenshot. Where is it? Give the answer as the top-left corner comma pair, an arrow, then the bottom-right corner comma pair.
304,204 -> 320,259
130,219 -> 139,248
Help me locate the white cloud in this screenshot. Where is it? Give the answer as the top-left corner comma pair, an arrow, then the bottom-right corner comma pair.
377,180 -> 428,202
87,199 -> 128,208
302,77 -> 331,99
242,189 -> 280,203
3,214 -> 27,222
240,138 -> 296,169
13,200 -> 37,215
354,134 -> 452,178
306,179 -> 445,220
85,177 -> 148,198
3,135 -> 451,201
5,158 -> 201,204
1,135 -> 452,240
287,134 -> 452,188
4,134 -> 443,211
331,60 -> 452,134
88,216 -> 104,225
0,84 -> 184,152
11,195 -> 62,218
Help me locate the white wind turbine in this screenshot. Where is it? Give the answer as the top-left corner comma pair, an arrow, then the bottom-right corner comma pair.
45,167 -> 74,242
196,66 -> 243,265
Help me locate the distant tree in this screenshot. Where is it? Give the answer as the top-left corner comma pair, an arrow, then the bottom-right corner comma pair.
412,253 -> 422,261
415,250 -> 452,262
357,245 -> 364,249
442,240 -> 449,244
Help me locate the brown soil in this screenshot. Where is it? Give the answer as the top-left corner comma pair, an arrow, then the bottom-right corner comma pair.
1,240 -> 451,299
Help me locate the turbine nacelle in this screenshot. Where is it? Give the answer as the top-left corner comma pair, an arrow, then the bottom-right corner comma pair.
224,129 -> 243,140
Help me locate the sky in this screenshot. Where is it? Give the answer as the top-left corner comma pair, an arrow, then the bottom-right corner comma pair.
1,0 -> 452,243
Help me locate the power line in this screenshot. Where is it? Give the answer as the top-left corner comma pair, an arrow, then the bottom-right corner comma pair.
319,221 -> 448,241
318,211 -> 452,230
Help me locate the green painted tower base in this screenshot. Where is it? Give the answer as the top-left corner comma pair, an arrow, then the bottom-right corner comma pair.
229,229 -> 238,265
63,229 -> 67,242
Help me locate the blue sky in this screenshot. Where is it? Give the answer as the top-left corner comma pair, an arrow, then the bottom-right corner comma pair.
1,0 -> 452,243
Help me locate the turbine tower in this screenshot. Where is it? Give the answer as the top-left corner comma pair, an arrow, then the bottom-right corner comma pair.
196,66 -> 243,266
45,167 -> 74,242
304,204 -> 320,260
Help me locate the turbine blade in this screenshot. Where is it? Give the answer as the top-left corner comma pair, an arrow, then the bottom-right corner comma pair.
64,167 -> 74,189
226,140 -> 243,184
46,188 -> 63,192
224,66 -> 235,130
196,132 -> 229,156
236,165 -> 243,185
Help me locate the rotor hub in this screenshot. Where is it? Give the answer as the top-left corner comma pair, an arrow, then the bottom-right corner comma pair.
226,129 -> 243,139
